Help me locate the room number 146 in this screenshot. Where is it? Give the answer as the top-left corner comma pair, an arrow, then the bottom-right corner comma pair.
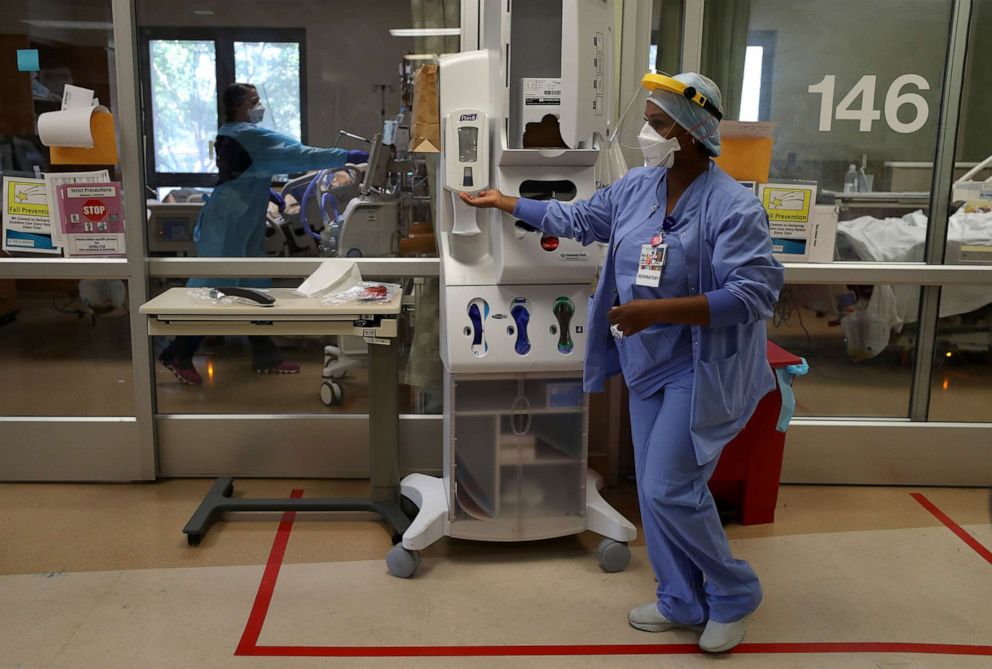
807,74 -> 930,134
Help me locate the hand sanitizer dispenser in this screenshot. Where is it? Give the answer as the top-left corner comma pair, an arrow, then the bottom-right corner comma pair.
443,109 -> 488,236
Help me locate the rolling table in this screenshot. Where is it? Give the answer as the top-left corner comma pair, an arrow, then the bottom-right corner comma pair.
140,287 -> 410,547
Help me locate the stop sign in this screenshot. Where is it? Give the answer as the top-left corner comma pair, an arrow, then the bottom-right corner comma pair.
82,200 -> 107,221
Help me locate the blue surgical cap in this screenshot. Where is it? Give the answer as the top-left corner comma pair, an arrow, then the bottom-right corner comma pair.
646,72 -> 723,157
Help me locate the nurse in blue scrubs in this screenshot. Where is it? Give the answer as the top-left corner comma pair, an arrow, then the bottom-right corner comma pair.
159,83 -> 368,385
461,73 -> 783,653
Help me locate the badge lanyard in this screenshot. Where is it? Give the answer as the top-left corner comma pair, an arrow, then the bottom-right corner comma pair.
636,179 -> 673,287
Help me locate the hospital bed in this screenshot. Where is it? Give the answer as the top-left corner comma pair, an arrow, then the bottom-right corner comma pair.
787,203 -> 992,360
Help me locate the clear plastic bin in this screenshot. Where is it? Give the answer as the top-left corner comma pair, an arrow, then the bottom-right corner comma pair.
449,373 -> 587,540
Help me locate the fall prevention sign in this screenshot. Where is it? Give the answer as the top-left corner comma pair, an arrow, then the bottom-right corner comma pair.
757,183 -> 834,262
2,177 -> 59,254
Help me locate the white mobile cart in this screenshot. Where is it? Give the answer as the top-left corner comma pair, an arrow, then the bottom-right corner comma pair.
392,0 -> 636,578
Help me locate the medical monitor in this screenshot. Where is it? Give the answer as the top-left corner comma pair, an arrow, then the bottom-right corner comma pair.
360,133 -> 392,194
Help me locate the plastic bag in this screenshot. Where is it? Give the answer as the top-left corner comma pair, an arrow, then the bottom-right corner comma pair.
319,282 -> 401,305
840,285 -> 901,360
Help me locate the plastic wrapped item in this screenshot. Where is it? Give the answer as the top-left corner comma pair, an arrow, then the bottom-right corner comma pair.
319,282 -> 401,305
185,287 -> 274,306
840,285 -> 901,360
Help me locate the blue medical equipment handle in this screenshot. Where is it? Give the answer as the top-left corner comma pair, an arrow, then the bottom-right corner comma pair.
321,191 -> 341,224
510,301 -> 531,355
468,302 -> 484,346
553,297 -> 575,354
299,169 -> 327,240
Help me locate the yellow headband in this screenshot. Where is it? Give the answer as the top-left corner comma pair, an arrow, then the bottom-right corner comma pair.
641,73 -> 723,121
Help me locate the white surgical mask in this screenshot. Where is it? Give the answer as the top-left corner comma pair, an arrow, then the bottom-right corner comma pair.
638,122 -> 680,169
247,103 -> 266,124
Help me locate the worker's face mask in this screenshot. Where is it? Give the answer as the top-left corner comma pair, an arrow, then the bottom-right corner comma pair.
638,122 -> 680,169
247,103 -> 266,124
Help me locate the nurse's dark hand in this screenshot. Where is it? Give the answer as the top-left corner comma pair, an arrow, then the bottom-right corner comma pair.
608,300 -> 663,337
459,189 -> 517,214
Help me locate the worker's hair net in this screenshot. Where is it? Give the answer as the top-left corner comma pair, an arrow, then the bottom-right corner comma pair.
646,72 -> 723,157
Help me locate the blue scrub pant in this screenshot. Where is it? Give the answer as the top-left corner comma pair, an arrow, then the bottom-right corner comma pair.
628,373 -> 762,624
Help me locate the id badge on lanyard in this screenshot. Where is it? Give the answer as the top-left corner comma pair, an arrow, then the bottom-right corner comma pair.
632,176 -> 671,288
635,242 -> 667,287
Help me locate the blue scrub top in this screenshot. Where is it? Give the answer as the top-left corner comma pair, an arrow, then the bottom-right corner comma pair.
514,163 -> 785,465
613,175 -> 696,396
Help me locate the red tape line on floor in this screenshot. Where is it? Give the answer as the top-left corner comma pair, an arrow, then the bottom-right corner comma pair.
911,492 -> 992,565
236,488 -> 304,655
235,488 -> 992,658
237,642 -> 992,657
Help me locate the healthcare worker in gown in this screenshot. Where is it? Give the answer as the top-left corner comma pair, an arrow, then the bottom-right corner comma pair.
159,83 -> 368,385
461,73 -> 783,654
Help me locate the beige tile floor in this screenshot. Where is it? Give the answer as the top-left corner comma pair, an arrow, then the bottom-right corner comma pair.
1,481 -> 990,668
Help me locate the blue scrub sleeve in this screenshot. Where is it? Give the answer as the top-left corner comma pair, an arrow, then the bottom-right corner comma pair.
704,288 -> 750,327
243,127 -> 348,174
513,198 -> 549,227
539,186 -> 616,245
709,202 -> 784,323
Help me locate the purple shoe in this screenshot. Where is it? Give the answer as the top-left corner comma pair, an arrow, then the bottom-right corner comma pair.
160,356 -> 203,386
255,361 -> 300,375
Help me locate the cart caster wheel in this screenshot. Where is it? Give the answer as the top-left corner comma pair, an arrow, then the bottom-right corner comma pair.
386,545 -> 420,578
596,538 -> 631,573
186,533 -> 202,546
320,380 -> 344,406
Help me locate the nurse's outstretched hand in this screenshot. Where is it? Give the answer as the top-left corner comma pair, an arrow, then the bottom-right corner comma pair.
608,300 -> 663,337
459,189 -> 517,214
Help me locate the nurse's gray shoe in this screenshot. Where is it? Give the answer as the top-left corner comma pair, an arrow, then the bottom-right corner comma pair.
627,603 -> 703,633
699,614 -> 751,653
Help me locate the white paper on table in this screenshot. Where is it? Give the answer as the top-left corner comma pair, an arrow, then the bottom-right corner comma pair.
44,170 -> 111,247
61,84 -> 94,110
719,120 -> 777,139
295,260 -> 363,297
38,105 -> 110,148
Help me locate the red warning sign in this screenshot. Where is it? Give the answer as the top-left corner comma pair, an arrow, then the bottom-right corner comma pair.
82,200 -> 107,221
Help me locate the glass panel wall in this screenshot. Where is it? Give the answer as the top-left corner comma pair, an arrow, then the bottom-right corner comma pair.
926,0 -> 992,421
150,275 -> 442,415
0,0 -> 130,261
702,0 -> 954,260
946,0 -> 992,265
0,278 -> 133,415
136,0 -> 437,261
928,285 -> 992,422
768,283 -> 917,418
0,1 -> 136,419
